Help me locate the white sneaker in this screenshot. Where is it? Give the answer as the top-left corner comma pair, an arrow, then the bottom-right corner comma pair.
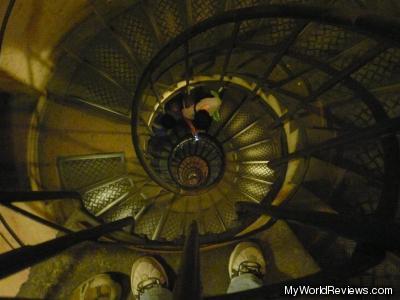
74,273 -> 121,300
131,256 -> 169,298
228,241 -> 267,280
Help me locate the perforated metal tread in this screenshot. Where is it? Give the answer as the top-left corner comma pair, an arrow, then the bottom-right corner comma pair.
80,175 -> 136,217
68,66 -> 132,117
58,153 -> 126,189
57,153 -> 151,223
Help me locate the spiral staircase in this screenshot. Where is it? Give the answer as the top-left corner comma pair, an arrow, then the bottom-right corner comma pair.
1,0 -> 400,299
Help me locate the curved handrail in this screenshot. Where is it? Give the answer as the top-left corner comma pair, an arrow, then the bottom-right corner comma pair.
131,3 -> 400,196
130,4 -> 400,246
0,0 -> 16,54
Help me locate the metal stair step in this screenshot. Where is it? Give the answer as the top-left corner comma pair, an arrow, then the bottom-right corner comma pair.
57,152 -> 126,190
80,175 -> 135,217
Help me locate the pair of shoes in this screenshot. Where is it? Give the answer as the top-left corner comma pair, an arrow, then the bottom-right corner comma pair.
74,242 -> 266,299
130,241 -> 266,296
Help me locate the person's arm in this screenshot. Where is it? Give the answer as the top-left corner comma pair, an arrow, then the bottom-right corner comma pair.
184,118 -> 197,137
182,104 -> 195,120
205,90 -> 222,121
210,90 -> 222,106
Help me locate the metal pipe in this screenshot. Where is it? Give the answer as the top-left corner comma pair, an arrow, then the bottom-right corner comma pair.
0,213 -> 24,246
0,217 -> 133,279
236,202 -> 400,251
0,191 -> 81,203
0,0 -> 16,53
220,22 -> 241,83
173,222 -> 201,300
269,116 -> 400,167
1,203 -> 73,234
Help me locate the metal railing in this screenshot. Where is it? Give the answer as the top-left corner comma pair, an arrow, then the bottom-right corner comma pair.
0,191 -> 399,298
1,4 -> 400,299
129,3 -> 400,245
